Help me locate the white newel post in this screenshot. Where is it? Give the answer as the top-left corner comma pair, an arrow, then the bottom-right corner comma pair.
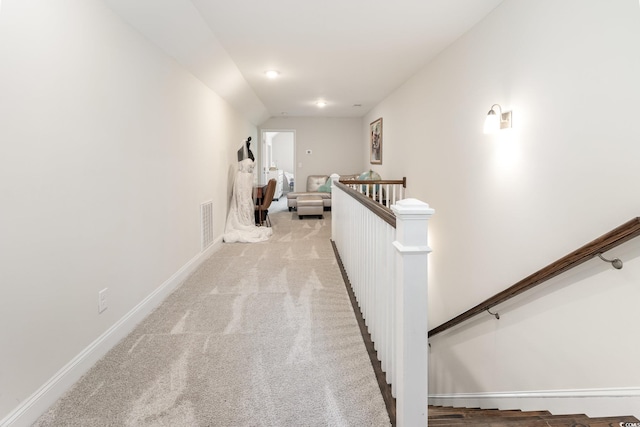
391,198 -> 434,427
330,173 -> 340,239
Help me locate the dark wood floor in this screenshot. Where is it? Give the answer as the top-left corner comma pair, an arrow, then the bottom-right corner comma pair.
429,405 -> 640,427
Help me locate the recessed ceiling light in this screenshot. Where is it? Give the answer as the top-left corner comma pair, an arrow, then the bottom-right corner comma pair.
316,101 -> 327,108
265,70 -> 280,79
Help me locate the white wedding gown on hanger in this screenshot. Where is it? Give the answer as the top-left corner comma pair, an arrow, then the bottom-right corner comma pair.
223,158 -> 273,243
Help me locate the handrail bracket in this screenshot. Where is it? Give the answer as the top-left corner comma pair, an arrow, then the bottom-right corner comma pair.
596,253 -> 623,269
486,308 -> 500,320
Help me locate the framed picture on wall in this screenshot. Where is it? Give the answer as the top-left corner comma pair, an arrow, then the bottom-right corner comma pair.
370,117 -> 382,165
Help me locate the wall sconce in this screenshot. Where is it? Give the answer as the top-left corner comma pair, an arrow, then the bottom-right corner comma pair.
483,104 -> 512,134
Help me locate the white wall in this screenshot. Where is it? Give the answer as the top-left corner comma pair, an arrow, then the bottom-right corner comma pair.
0,0 -> 255,423
260,117 -> 364,191
364,0 -> 640,417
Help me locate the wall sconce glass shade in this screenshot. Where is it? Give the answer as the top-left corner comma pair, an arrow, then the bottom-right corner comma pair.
484,104 -> 512,134
484,109 -> 500,134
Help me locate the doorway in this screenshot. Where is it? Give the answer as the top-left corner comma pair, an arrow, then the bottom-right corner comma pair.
261,130 -> 296,200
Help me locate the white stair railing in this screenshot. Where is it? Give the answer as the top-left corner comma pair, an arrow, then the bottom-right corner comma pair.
331,177 -> 434,427
339,177 -> 406,207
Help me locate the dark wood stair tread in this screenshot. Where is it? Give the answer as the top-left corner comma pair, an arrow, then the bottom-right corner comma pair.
432,410 -> 554,418
428,405 -> 639,426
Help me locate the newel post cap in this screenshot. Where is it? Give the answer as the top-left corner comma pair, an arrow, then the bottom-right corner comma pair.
391,198 -> 435,216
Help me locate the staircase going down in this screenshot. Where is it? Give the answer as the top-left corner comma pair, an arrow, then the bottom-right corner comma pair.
429,405 -> 640,427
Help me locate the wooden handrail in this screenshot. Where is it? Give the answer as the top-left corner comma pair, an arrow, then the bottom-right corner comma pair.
339,177 -> 407,188
335,181 -> 396,227
429,217 -> 640,337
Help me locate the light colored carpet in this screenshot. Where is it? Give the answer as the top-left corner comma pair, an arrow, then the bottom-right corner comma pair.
34,204 -> 391,426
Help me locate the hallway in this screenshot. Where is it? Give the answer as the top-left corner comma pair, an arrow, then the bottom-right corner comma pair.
34,208 -> 390,426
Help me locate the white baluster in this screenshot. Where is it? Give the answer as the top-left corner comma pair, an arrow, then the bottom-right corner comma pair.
388,223 -> 396,394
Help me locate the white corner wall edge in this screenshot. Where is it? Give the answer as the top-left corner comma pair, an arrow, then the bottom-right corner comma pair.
0,236 -> 224,427
429,388 -> 640,418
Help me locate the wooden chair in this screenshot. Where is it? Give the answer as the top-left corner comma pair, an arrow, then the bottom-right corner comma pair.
255,179 -> 276,227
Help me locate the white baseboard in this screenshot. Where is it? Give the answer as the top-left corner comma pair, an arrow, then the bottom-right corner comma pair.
429,387 -> 640,418
0,238 -> 223,427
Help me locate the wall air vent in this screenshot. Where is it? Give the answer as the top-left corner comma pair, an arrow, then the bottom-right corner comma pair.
200,200 -> 213,251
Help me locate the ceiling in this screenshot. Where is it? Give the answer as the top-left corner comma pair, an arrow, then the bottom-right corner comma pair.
103,0 -> 504,124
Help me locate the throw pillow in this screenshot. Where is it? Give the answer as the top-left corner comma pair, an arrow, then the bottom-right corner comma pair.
317,178 -> 332,193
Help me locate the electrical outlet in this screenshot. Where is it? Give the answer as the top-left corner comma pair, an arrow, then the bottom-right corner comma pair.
98,288 -> 108,313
